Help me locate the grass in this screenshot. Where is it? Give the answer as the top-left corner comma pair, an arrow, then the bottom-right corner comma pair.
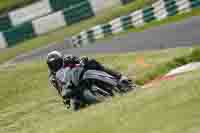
0,0 -> 37,14
1,46 -> 200,133
135,47 -> 200,85
0,0 -> 158,64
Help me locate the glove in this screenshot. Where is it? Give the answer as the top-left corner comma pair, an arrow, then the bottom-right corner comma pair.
80,56 -> 89,66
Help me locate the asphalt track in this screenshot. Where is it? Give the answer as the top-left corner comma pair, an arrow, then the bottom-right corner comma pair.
8,16 -> 200,64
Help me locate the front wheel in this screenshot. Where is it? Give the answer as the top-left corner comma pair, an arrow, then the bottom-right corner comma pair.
117,79 -> 138,93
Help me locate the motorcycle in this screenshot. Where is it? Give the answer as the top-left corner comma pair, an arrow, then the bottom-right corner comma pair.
55,66 -> 136,110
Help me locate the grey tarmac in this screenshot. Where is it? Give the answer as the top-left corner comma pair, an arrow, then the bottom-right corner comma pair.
8,16 -> 200,64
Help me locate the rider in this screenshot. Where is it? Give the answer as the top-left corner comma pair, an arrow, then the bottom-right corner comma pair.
46,51 -> 129,108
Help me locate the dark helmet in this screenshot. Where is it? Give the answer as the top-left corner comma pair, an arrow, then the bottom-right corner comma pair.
63,55 -> 80,66
46,51 -> 63,72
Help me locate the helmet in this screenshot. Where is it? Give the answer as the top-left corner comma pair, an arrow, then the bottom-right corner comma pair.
63,55 -> 80,67
46,51 -> 63,72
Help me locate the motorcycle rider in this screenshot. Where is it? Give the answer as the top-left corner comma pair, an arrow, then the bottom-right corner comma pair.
47,51 -> 130,109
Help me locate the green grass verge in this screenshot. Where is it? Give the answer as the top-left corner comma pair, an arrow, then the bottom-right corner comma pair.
0,0 -> 156,64
135,47 -> 200,85
1,46 -> 200,133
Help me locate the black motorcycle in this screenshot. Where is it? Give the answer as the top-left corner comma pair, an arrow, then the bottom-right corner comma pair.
55,66 -> 136,110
